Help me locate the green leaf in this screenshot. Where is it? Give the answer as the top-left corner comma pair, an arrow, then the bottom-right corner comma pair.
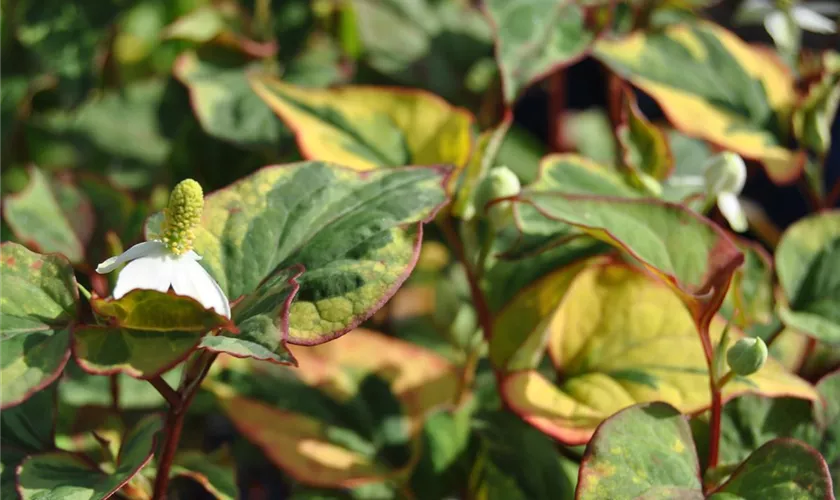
0,242 -> 77,408
576,402 -> 703,500
173,50 -> 288,151
59,363 -> 183,409
712,439 -> 834,499
775,211 -> 840,343
793,53 -> 840,156
72,326 -> 203,379
617,89 -> 673,184
34,80 -> 172,189
352,0 -> 493,102
1,384 -> 55,452
91,289 -> 235,333
815,369 -> 840,495
3,167 -> 92,264
469,411 -> 578,499
562,109 -> 618,167
515,166 -> 743,324
721,241 -> 774,331
660,129 -> 713,204
17,414 -> 163,500
595,22 -> 801,184
171,450 -> 238,500
148,162 -> 450,350
485,0 -> 596,103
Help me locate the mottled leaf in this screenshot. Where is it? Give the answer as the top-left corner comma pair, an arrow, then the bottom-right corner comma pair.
146,162 -> 449,352
0,243 -> 77,408
712,439 -> 833,499
250,75 -> 473,171
577,402 -> 703,500
502,263 -> 817,444
485,0 -> 596,103
775,211 -> 840,343
0,385 -> 56,498
595,22 -> 801,184
17,414 -> 162,499
3,167 -> 92,264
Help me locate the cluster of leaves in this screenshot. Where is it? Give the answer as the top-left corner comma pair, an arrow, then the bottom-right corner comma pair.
1,0 -> 839,499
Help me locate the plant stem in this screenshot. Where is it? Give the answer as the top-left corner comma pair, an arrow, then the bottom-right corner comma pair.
77,283 -> 92,300
152,352 -> 217,499
148,376 -> 181,408
698,321 -> 722,471
547,69 -> 566,152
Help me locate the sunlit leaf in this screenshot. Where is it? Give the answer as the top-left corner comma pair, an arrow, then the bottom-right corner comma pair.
577,402 -> 703,500
485,0 -> 596,103
775,211 -> 840,343
17,415 -> 162,499
595,22 -> 802,184
712,439 -> 834,499
250,75 -> 473,171
0,243 -> 77,408
502,263 -> 817,444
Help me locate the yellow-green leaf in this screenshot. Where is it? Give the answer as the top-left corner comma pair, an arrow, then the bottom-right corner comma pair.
91,289 -> 235,333
250,75 -> 473,171
595,22 -> 802,184
617,89 -> 673,184
501,262 -> 817,444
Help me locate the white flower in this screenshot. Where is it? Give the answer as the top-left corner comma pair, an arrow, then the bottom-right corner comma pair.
96,179 -> 231,318
96,241 -> 230,318
736,0 -> 838,54
704,152 -> 748,233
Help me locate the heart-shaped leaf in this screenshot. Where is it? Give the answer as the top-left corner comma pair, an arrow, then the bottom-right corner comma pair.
712,439 -> 834,499
3,167 -> 93,264
595,22 -> 801,184
484,0 -> 596,103
250,76 -> 473,171
775,210 -> 840,343
146,162 -> 450,359
515,163 -> 743,330
17,414 -> 162,500
501,262 -> 817,445
173,50 -> 287,150
1,243 -> 77,408
577,402 -> 703,500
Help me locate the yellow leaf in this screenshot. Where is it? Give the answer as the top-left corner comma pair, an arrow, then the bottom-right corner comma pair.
503,262 -> 818,444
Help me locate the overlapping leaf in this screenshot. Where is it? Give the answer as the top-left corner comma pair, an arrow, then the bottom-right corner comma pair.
0,243 -> 77,408
595,22 -> 801,184
3,167 -> 93,264
171,450 -> 238,500
501,263 -> 817,445
775,211 -> 840,343
0,386 -> 56,498
617,89 -> 673,185
484,0 -> 596,103
144,162 -> 449,362
17,415 -> 162,499
73,289 -> 235,378
250,75 -> 473,171
576,403 -> 703,500
514,157 -> 743,327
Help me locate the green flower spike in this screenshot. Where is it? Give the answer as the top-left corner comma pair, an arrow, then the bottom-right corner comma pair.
161,179 -> 204,255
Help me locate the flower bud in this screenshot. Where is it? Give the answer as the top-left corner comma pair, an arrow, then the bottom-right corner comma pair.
703,152 -> 746,197
726,337 -> 768,376
162,179 -> 204,255
474,166 -> 521,226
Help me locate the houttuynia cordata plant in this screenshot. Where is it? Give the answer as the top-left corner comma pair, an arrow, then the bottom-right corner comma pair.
1,0 -> 839,498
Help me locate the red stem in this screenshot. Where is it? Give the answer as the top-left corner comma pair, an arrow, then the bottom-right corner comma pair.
547,69 -> 566,152
152,352 -> 217,499
149,376 -> 181,408
697,321 -> 722,473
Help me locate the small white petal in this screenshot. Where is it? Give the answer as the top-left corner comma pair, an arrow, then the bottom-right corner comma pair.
171,258 -> 231,318
112,255 -> 173,299
718,193 -> 749,233
765,11 -> 797,51
792,6 -> 837,33
183,250 -> 203,261
96,241 -> 166,274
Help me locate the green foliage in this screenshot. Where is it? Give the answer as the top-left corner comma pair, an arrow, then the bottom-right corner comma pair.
2,0 -> 838,498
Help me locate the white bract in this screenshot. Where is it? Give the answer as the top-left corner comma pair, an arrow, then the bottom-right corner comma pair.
704,152 -> 748,233
96,179 -> 231,318
736,0 -> 838,54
